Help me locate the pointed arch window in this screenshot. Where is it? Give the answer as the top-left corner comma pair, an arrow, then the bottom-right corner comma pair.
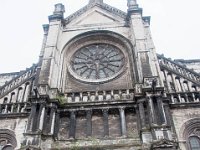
189,136 -> 200,150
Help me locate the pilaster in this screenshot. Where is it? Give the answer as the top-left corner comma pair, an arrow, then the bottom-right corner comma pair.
69,111 -> 76,139
38,4 -> 65,95
138,100 -> 146,129
119,107 -> 127,136
54,111 -> 60,139
86,110 -> 92,137
27,103 -> 37,132
102,109 -> 109,137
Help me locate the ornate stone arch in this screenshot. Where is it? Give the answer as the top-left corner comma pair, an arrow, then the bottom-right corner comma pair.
60,30 -> 138,91
0,129 -> 17,149
179,118 -> 200,150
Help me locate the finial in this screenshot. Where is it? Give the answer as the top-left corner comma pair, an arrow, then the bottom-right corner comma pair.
49,3 -> 65,21
127,0 -> 138,10
53,3 -> 65,16
89,0 -> 103,4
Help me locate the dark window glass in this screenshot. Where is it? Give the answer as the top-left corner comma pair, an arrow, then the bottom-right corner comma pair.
189,136 -> 200,150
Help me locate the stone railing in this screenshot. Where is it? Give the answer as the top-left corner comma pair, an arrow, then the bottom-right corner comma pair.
0,102 -> 29,115
0,65 -> 37,98
167,92 -> 200,104
158,55 -> 200,86
63,89 -> 134,103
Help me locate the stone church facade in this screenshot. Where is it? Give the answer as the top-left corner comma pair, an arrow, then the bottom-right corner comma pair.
0,0 -> 200,149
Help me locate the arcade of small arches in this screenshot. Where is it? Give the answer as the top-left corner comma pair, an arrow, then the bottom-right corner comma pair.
158,56 -> 200,104
0,81 -> 31,115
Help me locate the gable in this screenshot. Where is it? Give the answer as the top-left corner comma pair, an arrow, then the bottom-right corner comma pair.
72,10 -> 121,26
64,4 -> 126,27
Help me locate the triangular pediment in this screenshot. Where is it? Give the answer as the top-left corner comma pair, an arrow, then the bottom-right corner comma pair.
72,10 -> 120,26
64,3 -> 127,26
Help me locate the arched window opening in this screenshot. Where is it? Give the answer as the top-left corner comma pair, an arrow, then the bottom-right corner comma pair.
189,136 -> 200,150
192,86 -> 197,92
23,82 -> 30,102
0,140 -> 14,150
0,130 -> 17,150
10,93 -> 15,103
183,81 -> 189,92
3,98 -> 8,104
2,144 -> 14,150
16,87 -> 23,102
0,140 -> 7,149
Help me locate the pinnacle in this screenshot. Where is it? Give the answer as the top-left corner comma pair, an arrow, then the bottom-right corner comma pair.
89,0 -> 103,4
128,0 -> 138,9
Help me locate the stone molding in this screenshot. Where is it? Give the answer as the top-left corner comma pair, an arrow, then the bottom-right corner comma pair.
64,2 -> 127,25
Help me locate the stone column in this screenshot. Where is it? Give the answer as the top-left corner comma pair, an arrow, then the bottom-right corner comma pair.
138,101 -> 146,129
147,96 -> 156,125
163,70 -> 171,92
135,105 -> 141,130
4,104 -> 8,114
102,109 -> 109,137
80,93 -> 83,102
95,91 -> 98,101
103,91 -> 106,100
15,88 -> 20,103
171,74 -> 179,92
111,90 -> 114,100
87,92 -> 91,102
86,110 -> 92,137
163,104 -> 172,126
69,111 -> 76,139
17,103 -> 21,113
119,107 -> 126,136
185,93 -> 189,102
157,97 -> 166,125
11,104 -> 14,113
27,103 -> 37,132
36,103 -> 45,131
21,84 -> 28,102
54,112 -> 60,139
72,93 -> 75,102
178,78 -> 184,92
39,105 -> 46,131
49,106 -> 56,134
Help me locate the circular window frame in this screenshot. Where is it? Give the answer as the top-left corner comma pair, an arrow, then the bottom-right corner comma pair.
68,43 -> 126,83
63,31 -> 135,85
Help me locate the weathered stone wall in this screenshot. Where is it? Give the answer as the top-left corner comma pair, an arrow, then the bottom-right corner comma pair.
171,107 -> 200,150
0,72 -> 19,87
0,118 -> 27,149
57,109 -> 138,140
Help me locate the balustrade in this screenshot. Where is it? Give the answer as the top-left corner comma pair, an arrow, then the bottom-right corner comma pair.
168,92 -> 200,104
64,89 -> 134,103
158,55 -> 200,85
0,102 -> 28,114
0,65 -> 37,97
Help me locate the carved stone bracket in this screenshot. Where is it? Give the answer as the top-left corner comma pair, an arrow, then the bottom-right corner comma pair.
142,76 -> 164,93
150,139 -> 178,150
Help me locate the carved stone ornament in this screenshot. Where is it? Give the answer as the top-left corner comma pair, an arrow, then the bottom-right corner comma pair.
143,77 -> 158,88
69,43 -> 125,83
151,139 -> 178,149
193,128 -> 200,137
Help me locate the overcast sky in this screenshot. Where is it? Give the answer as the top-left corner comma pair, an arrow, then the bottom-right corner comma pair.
0,0 -> 199,73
